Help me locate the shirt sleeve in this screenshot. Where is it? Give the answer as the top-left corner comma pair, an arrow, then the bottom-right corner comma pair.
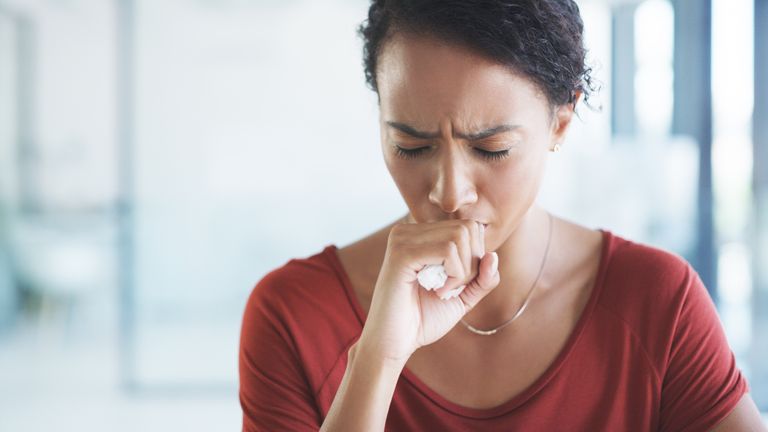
238,278 -> 322,432
658,263 -> 750,432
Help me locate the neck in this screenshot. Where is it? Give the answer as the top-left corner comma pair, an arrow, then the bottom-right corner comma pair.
463,205 -> 553,330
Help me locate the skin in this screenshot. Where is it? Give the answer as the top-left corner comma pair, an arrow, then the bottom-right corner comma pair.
337,31 -> 606,411
376,32 -> 577,330
324,32 -> 766,430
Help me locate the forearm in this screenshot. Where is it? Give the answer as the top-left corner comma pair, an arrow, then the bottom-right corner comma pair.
320,340 -> 406,431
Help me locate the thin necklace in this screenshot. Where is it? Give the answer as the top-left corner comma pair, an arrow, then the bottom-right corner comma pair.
460,211 -> 554,336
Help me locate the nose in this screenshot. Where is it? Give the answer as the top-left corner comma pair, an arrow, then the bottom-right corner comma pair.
428,146 -> 478,214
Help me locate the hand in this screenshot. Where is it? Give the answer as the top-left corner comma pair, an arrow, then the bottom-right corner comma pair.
357,219 -> 501,365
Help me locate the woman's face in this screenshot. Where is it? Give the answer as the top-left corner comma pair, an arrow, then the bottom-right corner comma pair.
377,33 -> 575,251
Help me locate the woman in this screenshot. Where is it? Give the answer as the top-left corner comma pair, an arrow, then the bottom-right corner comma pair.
239,1 -> 765,430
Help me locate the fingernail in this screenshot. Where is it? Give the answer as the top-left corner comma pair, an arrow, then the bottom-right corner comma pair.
491,252 -> 498,274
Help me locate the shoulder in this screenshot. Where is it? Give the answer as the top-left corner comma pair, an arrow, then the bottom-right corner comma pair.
241,245 -> 363,357
247,245 -> 346,317
238,246 -> 353,428
242,244 -> 362,346
240,245 -> 363,403
599,231 -> 694,311
595,232 -> 709,372
584,232 -> 749,431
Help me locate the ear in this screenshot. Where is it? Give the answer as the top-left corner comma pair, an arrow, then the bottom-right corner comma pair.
549,91 -> 581,149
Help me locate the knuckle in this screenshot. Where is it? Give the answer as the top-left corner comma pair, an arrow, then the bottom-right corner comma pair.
387,226 -> 399,241
388,224 -> 407,243
453,225 -> 470,247
445,241 -> 458,257
390,223 -> 405,236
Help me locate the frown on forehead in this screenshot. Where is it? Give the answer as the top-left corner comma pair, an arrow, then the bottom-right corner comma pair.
375,33 -> 551,133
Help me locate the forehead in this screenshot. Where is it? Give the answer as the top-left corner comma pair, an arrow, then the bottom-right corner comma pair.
376,33 -> 549,126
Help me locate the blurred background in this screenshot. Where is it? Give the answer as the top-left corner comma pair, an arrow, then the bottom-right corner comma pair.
0,0 -> 766,430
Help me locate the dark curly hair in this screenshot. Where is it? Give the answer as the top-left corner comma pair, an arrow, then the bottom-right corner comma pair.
357,0 -> 596,110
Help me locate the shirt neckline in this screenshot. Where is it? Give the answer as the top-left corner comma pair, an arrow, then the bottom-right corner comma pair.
323,228 -> 614,419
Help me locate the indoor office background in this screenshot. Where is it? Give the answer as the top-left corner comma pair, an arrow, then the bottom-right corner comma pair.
0,0 -> 766,430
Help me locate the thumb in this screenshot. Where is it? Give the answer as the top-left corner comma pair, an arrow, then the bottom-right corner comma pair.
458,251 -> 500,312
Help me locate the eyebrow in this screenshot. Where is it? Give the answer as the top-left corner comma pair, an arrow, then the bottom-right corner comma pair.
386,121 -> 521,141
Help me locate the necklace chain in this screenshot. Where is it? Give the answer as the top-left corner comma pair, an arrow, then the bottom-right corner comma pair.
460,211 -> 554,336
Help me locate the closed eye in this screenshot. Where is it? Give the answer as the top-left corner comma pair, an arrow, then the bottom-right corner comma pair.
393,145 -> 511,161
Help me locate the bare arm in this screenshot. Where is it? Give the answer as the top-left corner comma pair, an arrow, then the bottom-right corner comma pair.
319,219 -> 499,431
710,393 -> 767,432
319,339 -> 406,432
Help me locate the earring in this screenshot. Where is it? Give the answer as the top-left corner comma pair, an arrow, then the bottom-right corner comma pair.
551,143 -> 561,153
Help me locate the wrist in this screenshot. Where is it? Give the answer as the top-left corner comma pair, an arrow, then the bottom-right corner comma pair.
351,337 -> 410,373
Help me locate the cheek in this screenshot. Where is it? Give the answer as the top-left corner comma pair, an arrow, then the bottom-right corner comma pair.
484,152 -> 546,206
489,149 -> 537,181
384,159 -> 424,197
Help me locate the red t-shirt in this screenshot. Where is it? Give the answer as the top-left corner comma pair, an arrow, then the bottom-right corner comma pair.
239,229 -> 749,431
